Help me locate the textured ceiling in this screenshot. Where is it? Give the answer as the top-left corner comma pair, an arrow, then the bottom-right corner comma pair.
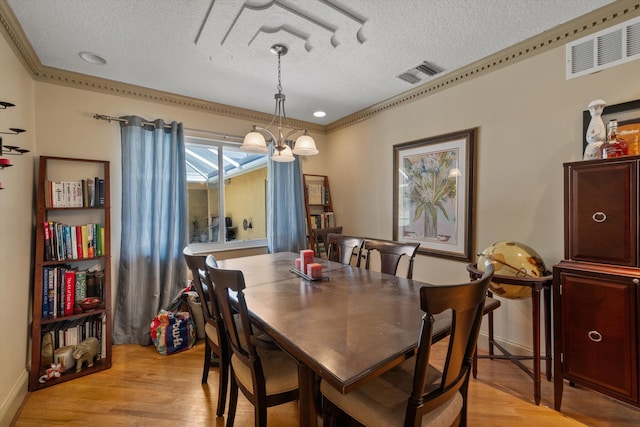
4,0 -> 616,125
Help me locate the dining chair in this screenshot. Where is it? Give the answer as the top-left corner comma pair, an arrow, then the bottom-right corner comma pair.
311,226 -> 343,258
207,264 -> 299,427
320,264 -> 495,427
326,233 -> 364,265
361,238 -> 420,278
182,247 -> 229,417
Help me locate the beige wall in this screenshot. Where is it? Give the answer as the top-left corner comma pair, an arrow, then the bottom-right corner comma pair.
323,45 -> 640,351
0,32 -> 35,426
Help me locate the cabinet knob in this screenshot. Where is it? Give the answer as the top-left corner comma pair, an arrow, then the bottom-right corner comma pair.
591,212 -> 607,223
588,330 -> 603,342
634,278 -> 640,284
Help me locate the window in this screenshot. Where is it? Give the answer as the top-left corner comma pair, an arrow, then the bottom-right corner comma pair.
185,137 -> 267,250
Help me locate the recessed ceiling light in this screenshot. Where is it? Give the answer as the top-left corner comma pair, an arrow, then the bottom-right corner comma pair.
79,51 -> 107,65
313,111 -> 326,118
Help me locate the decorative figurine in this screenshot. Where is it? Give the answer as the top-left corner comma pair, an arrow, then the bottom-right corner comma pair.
584,99 -> 607,160
72,337 -> 100,372
38,363 -> 62,383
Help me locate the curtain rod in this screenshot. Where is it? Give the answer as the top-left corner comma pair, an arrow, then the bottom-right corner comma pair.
93,114 -> 245,142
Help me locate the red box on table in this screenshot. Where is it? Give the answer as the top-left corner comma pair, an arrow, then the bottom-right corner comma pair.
300,249 -> 314,273
306,263 -> 322,278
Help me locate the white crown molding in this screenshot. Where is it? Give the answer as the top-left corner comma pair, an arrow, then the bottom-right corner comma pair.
327,1 -> 640,132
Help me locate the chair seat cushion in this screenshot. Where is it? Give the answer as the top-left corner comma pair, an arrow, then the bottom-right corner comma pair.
321,358 -> 462,427
231,347 -> 298,396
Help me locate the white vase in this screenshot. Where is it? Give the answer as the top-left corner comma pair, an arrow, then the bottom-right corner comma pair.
583,99 -> 606,160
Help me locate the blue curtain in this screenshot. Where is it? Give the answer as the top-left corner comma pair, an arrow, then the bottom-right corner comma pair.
267,144 -> 307,253
113,116 -> 188,345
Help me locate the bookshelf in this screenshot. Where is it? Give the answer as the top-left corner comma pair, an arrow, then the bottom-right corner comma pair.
29,156 -> 112,390
303,174 -> 336,254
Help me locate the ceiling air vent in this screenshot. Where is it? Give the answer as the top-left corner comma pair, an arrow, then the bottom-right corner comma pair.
397,61 -> 443,84
567,15 -> 640,79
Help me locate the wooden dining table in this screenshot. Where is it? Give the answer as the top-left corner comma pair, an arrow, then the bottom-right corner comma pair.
217,251 -> 448,426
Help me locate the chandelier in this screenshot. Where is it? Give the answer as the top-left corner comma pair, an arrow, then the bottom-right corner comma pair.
240,44 -> 318,162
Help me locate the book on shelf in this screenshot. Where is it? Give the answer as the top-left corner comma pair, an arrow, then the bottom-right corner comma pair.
43,221 -> 103,261
309,212 -> 335,229
97,178 -> 105,207
87,178 -> 96,207
81,225 -> 88,258
45,177 -> 103,208
64,269 -> 76,316
74,270 -> 87,314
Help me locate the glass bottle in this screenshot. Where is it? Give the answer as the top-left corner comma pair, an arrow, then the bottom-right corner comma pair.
601,119 -> 628,159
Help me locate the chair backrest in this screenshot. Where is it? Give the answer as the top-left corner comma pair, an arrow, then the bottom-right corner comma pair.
326,233 -> 364,265
207,263 -> 267,396
182,247 -> 220,325
407,264 -> 494,424
311,226 -> 343,257
362,238 -> 420,278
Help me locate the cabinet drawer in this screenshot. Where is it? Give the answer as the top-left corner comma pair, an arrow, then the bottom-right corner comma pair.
565,161 -> 636,266
560,271 -> 637,401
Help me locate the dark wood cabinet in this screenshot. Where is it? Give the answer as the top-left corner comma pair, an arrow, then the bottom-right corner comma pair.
554,157 -> 640,410
564,160 -> 636,266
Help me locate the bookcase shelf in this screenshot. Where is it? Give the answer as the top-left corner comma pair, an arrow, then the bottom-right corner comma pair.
29,156 -> 112,391
303,174 -> 336,255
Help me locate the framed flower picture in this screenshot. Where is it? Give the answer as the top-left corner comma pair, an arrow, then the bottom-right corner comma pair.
393,128 -> 477,261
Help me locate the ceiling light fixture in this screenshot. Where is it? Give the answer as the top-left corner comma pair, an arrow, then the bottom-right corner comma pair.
79,51 -> 107,65
313,111 -> 326,118
241,44 -> 318,163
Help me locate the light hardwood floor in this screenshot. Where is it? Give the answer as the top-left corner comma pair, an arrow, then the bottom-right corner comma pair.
13,340 -> 640,426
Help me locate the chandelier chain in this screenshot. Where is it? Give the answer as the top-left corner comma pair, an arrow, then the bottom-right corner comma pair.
277,52 -> 283,94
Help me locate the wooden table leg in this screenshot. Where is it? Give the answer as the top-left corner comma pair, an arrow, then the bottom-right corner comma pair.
544,284 -> 552,381
532,286 -> 542,406
298,363 -> 318,427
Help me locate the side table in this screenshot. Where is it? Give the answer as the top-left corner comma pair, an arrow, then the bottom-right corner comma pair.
467,264 -> 553,405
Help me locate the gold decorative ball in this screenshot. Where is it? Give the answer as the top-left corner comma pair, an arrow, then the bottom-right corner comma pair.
477,241 -> 546,300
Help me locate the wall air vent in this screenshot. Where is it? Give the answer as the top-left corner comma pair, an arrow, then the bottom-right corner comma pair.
397,61 -> 444,85
567,15 -> 640,79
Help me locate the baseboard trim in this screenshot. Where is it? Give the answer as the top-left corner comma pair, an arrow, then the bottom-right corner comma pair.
0,369 -> 28,427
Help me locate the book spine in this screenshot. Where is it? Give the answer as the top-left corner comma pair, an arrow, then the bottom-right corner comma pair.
71,226 -> 79,259
65,181 -> 72,207
81,225 -> 88,258
96,225 -> 103,257
64,270 -> 75,316
58,267 -> 64,317
87,224 -> 94,258
49,267 -> 55,317
74,270 -> 87,313
55,222 -> 63,261
82,179 -> 88,207
88,178 -> 96,208
64,226 -> 73,259
93,177 -> 99,207
43,222 -> 51,261
98,179 -> 105,207
42,268 -> 49,317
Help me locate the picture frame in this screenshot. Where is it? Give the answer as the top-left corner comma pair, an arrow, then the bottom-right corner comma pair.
582,98 -> 640,152
393,128 -> 477,261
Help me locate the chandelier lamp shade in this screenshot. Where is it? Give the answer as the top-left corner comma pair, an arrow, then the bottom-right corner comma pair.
241,44 -> 318,162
